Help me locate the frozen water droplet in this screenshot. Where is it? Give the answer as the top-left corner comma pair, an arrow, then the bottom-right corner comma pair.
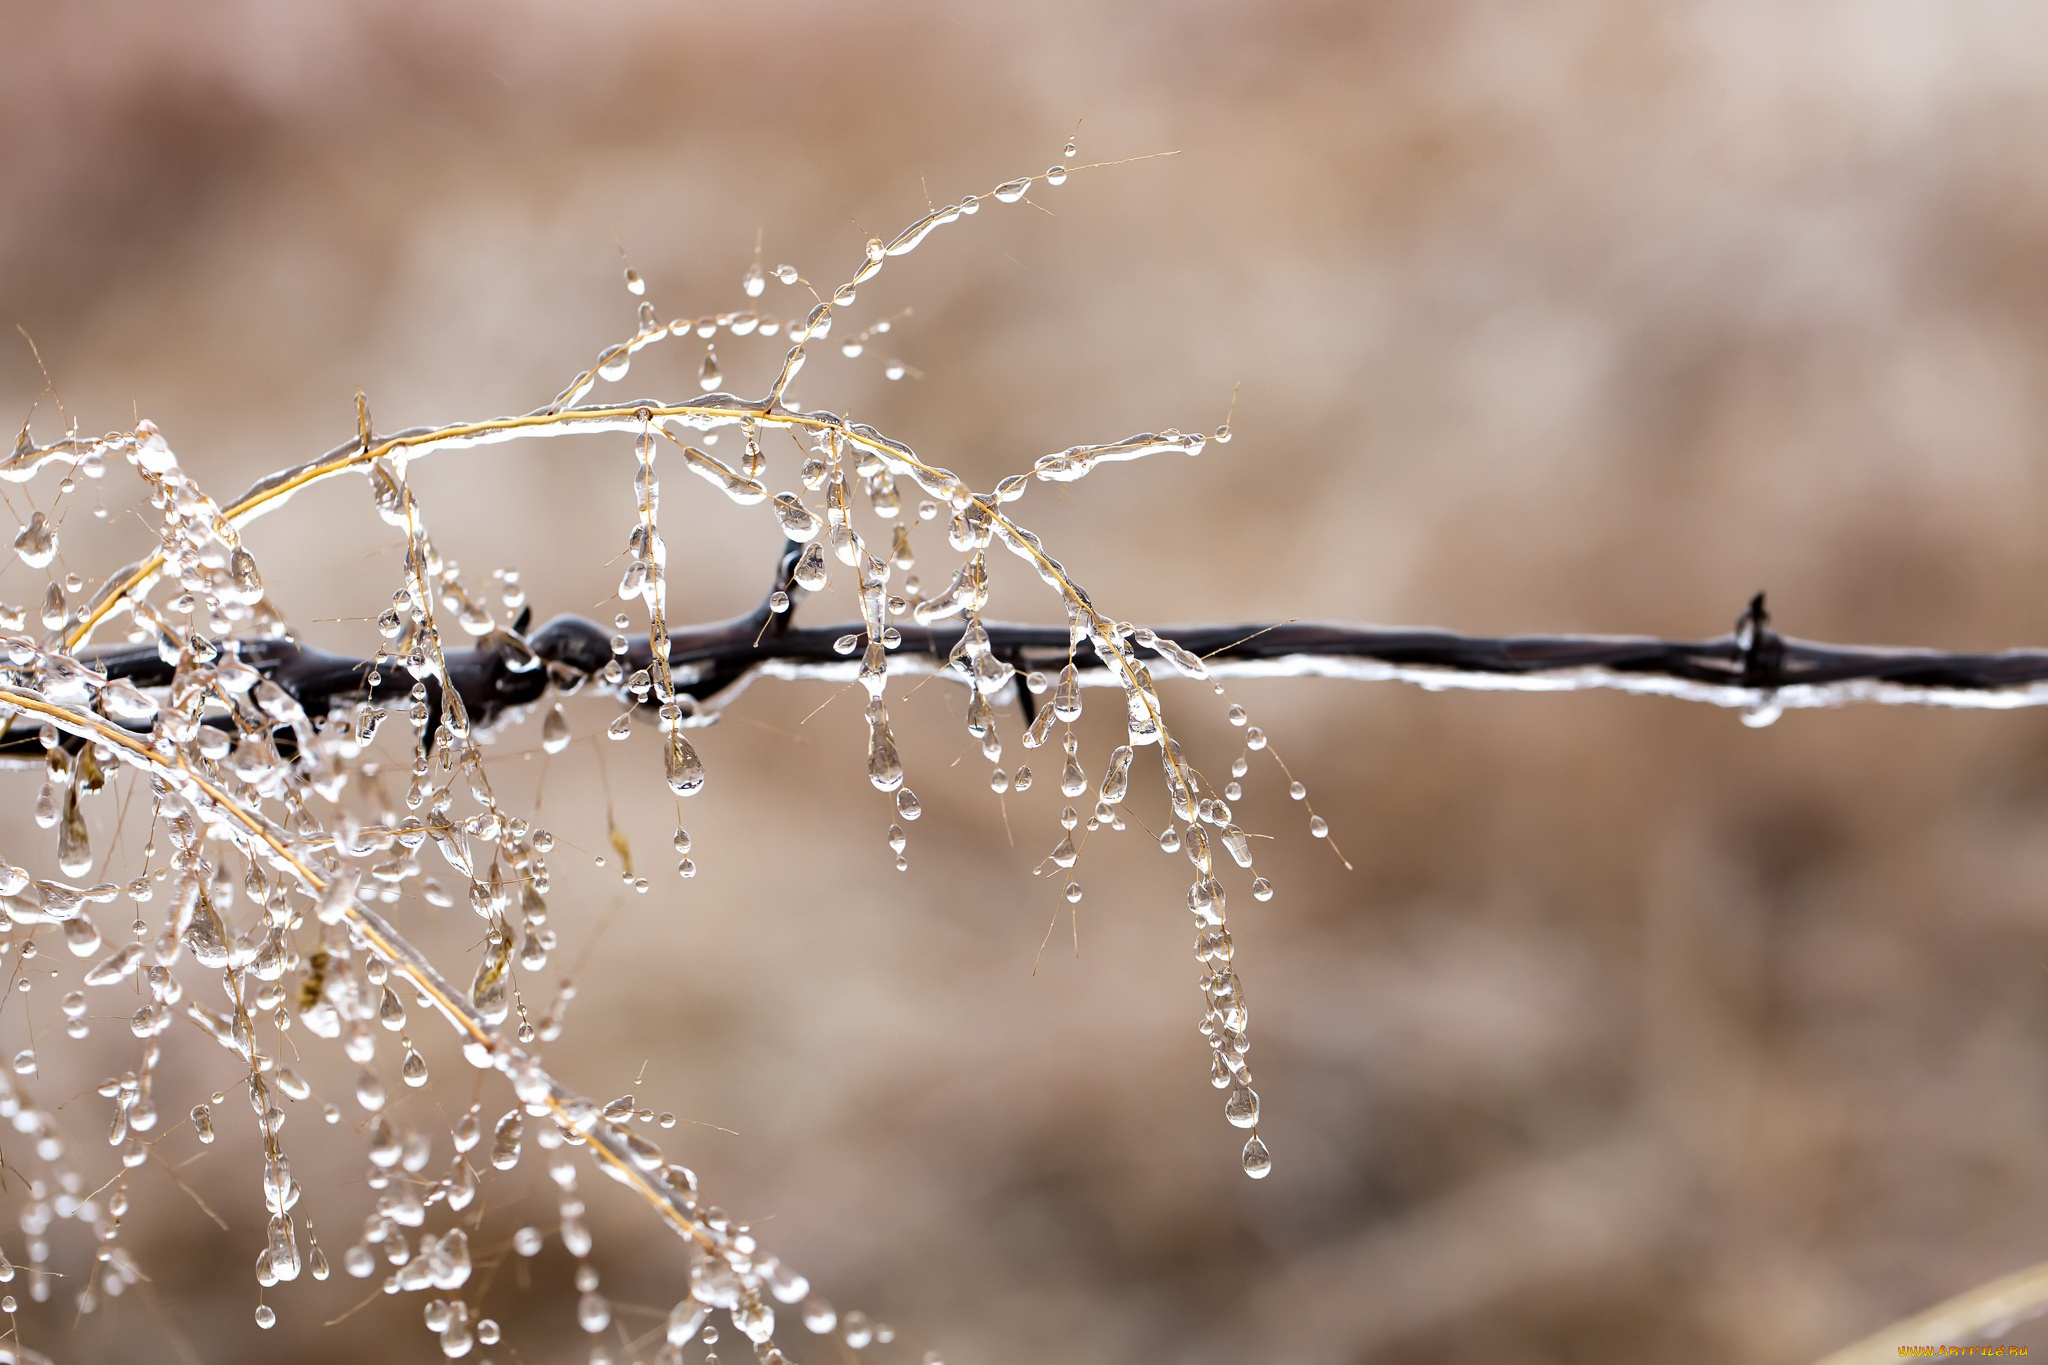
1063,139 -> 1077,158
1224,1082 -> 1260,1128
895,788 -> 921,821
1060,752 -> 1087,798
58,788 -> 92,876
541,705 -> 571,754
255,1304 -> 276,1329
665,734 -> 706,796
773,494 -> 822,542
228,546 -> 263,600
1049,832 -> 1077,868
669,1299 -> 709,1345
1099,745 -> 1133,804
698,347 -> 722,393
993,177 -> 1031,203
842,1311 -> 874,1349
1052,664 -> 1081,721
1251,877 -> 1274,902
12,512 -> 55,569
1241,1135 -> 1272,1179
1218,824 -> 1252,868
793,543 -> 828,592
1045,164 -> 1068,186
1309,815 -> 1329,839
865,698 -> 903,792
743,261 -> 766,298
625,267 -> 645,296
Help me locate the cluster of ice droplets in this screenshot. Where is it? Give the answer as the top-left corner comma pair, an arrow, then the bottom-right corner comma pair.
0,138 -> 1297,1365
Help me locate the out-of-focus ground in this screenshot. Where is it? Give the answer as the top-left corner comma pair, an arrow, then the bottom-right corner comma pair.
4,2 -> 2048,1362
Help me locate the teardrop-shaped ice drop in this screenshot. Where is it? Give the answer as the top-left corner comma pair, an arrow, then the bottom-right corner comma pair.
1099,745 -> 1133,804
742,261 -> 766,298
698,347 -> 722,393
470,937 -> 511,1024
57,786 -> 91,876
895,788 -> 921,821
773,494 -> 822,543
540,704 -> 571,754
1052,664 -> 1081,721
865,698 -> 903,792
665,734 -> 706,797
98,679 -> 158,725
229,546 -> 263,600
993,177 -> 1030,203
1241,1135 -> 1272,1179
12,512 -> 55,568
1060,752 -> 1087,799
1049,832 -> 1077,868
490,1110 -> 523,1170
793,543 -> 828,592
1224,1082 -> 1260,1128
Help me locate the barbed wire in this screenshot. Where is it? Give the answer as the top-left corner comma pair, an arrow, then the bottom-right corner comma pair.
25,556 -> 2048,768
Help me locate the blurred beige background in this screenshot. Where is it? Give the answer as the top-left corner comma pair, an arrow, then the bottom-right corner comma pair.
7,1 -> 2048,1362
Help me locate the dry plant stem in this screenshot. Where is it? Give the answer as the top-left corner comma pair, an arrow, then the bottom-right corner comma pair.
0,682 -> 722,1258
1811,1260 -> 2048,1364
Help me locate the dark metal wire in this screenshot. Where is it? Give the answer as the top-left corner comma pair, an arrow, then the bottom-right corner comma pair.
25,551 -> 2048,763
